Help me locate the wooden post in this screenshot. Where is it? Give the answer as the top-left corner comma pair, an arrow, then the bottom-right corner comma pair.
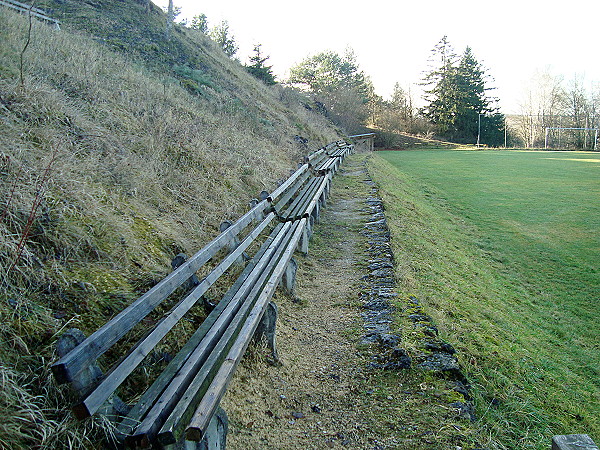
280,258 -> 297,296
298,222 -> 310,255
552,435 -> 598,450
219,221 -> 246,266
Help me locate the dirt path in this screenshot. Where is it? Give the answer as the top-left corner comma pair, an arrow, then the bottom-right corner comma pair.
221,154 -> 384,449
221,153 -> 477,449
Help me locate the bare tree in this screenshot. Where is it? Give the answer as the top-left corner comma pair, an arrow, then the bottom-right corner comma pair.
517,69 -> 566,147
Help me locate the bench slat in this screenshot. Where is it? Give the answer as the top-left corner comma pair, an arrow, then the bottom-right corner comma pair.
272,170 -> 311,215
281,178 -> 320,220
51,201 -> 269,385
126,222 -> 294,447
73,213 -> 276,419
267,164 -> 308,203
186,218 -> 308,442
304,173 -> 333,219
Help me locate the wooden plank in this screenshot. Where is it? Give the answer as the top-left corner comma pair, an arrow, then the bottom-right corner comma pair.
2,0 -> 50,14
51,201 -> 268,385
157,221 -> 303,445
281,178 -> 320,220
186,218 -> 307,442
0,0 -> 59,24
116,223 -> 285,439
287,177 -> 325,220
267,164 -> 308,203
552,435 -> 598,450
74,213 -> 276,418
307,149 -> 325,163
304,174 -> 332,219
126,222 -> 294,447
272,170 -> 311,214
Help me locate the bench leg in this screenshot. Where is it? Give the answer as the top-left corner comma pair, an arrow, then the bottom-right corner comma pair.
311,202 -> 320,223
280,258 -> 297,297
253,301 -> 279,365
55,328 -> 130,419
182,407 -> 228,450
298,222 -> 310,255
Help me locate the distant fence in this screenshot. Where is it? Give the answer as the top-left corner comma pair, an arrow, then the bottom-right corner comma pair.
0,0 -> 60,28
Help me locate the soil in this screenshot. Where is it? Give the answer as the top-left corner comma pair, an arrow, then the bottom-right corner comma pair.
221,155 -> 383,449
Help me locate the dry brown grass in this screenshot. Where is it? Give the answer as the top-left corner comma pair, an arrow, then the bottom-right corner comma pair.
0,6 -> 340,447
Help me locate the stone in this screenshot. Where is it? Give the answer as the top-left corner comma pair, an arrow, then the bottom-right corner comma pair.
384,347 -> 412,370
552,435 -> 599,450
424,340 -> 456,354
449,401 -> 476,421
418,352 -> 460,374
377,333 -> 401,348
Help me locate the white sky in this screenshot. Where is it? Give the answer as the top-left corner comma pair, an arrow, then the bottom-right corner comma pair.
154,0 -> 599,114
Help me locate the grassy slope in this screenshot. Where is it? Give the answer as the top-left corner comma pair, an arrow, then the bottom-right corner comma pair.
0,3 -> 340,448
370,150 -> 599,449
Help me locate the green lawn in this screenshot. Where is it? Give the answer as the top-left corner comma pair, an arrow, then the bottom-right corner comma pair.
370,150 -> 600,449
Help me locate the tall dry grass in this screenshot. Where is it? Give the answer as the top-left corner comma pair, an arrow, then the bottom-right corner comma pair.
0,6 -> 340,447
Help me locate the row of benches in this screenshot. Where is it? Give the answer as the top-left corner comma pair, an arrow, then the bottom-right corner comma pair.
51,140 -> 353,448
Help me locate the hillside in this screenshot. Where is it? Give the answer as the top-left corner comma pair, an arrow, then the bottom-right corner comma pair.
0,3 -> 341,447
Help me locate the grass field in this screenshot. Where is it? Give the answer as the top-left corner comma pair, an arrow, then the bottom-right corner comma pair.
369,150 -> 599,449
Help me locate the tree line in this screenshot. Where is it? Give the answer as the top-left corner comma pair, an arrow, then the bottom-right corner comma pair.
513,70 -> 599,149
288,36 -> 505,145
166,6 -> 508,146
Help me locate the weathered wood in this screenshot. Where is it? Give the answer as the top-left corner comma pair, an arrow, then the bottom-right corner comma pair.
304,173 -> 332,220
52,201 -> 269,385
157,224 -> 299,445
267,164 -> 308,203
282,177 -> 320,220
307,149 -> 325,163
272,170 -> 311,214
552,435 -> 598,450
0,0 -> 60,26
74,213 -> 276,419
186,218 -> 307,442
126,222 -> 294,447
116,223 -> 284,439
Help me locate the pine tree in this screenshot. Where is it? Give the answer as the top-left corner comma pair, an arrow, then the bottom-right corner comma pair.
245,44 -> 276,85
421,37 -> 505,145
420,36 -> 460,134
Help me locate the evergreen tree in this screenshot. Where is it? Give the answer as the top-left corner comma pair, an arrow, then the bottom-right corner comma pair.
245,44 -> 276,85
421,36 -> 460,134
421,37 -> 505,145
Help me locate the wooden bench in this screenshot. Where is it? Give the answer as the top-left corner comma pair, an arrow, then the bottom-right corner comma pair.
51,140 -> 353,448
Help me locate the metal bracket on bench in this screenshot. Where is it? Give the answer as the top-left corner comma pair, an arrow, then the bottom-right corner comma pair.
253,301 -> 279,365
